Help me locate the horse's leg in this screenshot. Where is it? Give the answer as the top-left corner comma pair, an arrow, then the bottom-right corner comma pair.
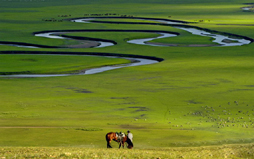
107,140 -> 109,148
119,141 -> 124,149
107,141 -> 112,148
122,136 -> 127,148
107,138 -> 113,148
108,141 -> 112,148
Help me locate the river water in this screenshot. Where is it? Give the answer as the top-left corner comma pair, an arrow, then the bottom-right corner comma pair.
38,17 -> 252,47
0,55 -> 159,78
0,17 -> 252,77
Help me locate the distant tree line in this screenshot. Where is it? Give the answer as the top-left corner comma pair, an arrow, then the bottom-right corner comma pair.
58,14 -> 72,17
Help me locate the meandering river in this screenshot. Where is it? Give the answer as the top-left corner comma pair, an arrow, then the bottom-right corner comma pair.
70,17 -> 252,47
0,17 -> 253,77
0,55 -> 159,78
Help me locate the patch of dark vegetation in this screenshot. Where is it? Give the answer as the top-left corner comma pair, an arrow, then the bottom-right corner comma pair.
121,102 -> 137,105
187,100 -> 202,104
0,41 -> 63,48
66,87 -> 93,93
42,18 -> 64,22
110,97 -> 130,99
128,106 -> 149,112
107,123 -> 118,125
75,128 -> 103,131
134,114 -> 147,120
109,97 -> 138,105
129,106 -> 146,108
245,85 -> 254,87
199,83 -> 219,87
140,114 -> 146,117
74,89 -> 93,93
84,13 -> 119,16
228,89 -> 254,92
0,71 -> 31,75
119,124 -> 145,129
217,78 -> 233,83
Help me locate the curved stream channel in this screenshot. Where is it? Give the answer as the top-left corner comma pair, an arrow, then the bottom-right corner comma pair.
0,17 -> 253,77
0,53 -> 161,78
242,3 -> 254,11
71,17 -> 252,46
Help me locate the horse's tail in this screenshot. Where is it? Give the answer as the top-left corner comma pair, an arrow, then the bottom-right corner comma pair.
105,133 -> 109,142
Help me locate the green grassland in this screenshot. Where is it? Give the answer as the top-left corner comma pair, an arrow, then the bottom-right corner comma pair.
1,144 -> 254,158
0,0 -> 254,157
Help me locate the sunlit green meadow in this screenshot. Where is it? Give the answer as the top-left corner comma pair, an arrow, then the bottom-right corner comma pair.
0,0 -> 254,158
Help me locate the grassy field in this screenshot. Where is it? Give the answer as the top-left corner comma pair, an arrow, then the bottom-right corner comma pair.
0,144 -> 254,158
0,0 -> 254,158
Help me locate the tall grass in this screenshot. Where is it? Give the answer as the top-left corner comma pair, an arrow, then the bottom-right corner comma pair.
0,144 -> 254,158
0,0 -> 254,149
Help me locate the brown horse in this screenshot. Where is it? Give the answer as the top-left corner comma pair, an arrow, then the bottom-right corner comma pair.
105,132 -> 133,149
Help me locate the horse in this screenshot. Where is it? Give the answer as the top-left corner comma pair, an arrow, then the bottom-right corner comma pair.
105,132 -> 133,149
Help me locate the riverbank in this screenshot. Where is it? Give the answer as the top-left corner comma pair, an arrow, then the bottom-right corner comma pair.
0,51 -> 162,77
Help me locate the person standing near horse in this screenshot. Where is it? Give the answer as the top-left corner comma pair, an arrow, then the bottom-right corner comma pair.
127,130 -> 134,148
127,130 -> 133,142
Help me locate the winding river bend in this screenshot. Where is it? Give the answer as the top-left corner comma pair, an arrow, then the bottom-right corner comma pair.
242,3 -> 254,11
0,52 -> 161,78
0,17 -> 253,77
70,17 -> 252,47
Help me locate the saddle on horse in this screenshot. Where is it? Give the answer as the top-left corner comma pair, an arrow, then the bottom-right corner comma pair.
115,132 -> 125,141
